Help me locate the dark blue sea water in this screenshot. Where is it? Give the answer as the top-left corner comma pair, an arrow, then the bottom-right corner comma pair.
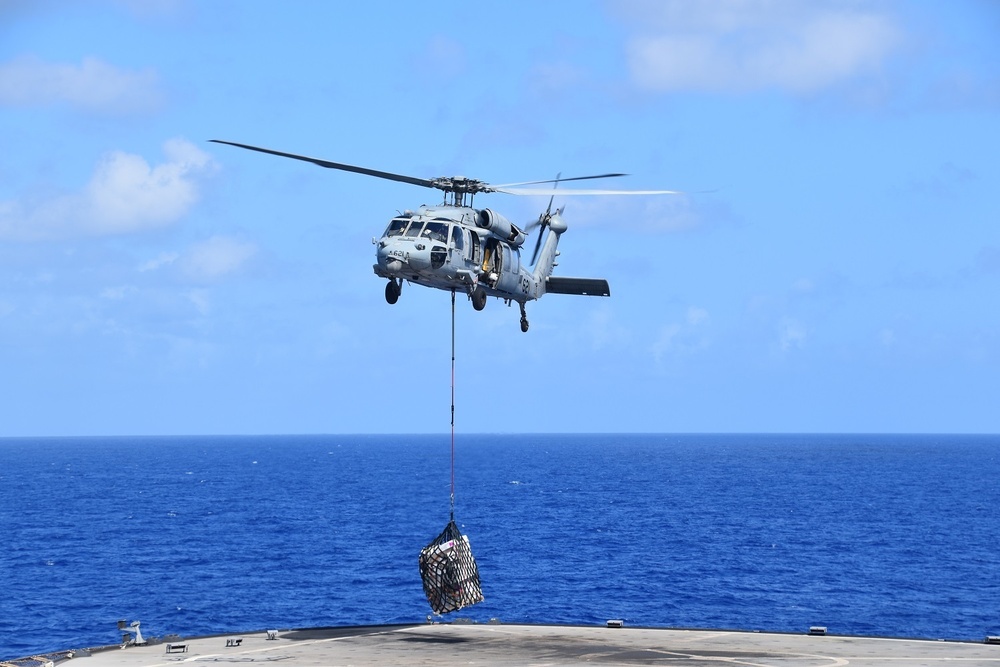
1,434 -> 998,659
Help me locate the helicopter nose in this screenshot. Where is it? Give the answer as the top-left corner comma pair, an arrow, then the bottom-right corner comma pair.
376,239 -> 431,273
376,244 -> 401,270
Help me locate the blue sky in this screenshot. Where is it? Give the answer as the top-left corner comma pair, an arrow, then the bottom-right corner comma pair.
2,1 -> 998,436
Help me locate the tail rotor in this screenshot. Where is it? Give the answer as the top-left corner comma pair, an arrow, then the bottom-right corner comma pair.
528,173 -> 561,266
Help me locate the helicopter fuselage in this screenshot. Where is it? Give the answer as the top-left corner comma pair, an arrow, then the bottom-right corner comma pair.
374,204 -> 542,303
373,203 -> 608,331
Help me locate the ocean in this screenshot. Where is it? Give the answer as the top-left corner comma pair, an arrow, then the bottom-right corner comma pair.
1,433 -> 998,659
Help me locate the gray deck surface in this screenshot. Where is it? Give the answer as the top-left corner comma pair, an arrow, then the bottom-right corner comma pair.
69,624 -> 1000,666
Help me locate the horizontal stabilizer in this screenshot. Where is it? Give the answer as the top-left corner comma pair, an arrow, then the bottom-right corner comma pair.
546,277 -> 611,297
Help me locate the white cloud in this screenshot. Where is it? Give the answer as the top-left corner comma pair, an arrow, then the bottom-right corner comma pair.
528,61 -> 589,98
0,138 -> 216,241
87,139 -> 214,233
139,252 -> 181,273
178,235 -> 258,283
137,236 -> 257,284
0,55 -> 164,114
566,192 -> 704,233
686,306 -> 709,325
652,323 -> 682,364
618,1 -> 901,95
778,317 -> 807,350
585,305 -> 631,351
416,35 -> 468,79
101,285 -> 139,300
652,306 -> 710,363
792,278 -> 815,294
186,288 -> 211,316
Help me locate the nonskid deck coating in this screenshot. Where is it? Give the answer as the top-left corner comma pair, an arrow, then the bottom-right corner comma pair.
64,624 -> 1000,666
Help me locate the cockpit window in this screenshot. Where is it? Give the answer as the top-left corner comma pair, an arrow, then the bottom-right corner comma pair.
450,224 -> 464,250
384,218 -> 408,237
421,222 -> 448,243
403,221 -> 425,238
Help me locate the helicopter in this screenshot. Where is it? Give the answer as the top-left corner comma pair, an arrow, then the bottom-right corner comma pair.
210,140 -> 678,332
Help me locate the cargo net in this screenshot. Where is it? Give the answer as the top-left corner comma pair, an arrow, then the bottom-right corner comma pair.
418,520 -> 484,615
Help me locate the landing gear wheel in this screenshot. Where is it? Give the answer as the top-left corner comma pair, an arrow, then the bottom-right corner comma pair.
518,302 -> 529,333
471,286 -> 487,311
385,280 -> 400,305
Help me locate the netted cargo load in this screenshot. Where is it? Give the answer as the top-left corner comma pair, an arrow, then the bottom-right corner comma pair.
418,520 -> 484,614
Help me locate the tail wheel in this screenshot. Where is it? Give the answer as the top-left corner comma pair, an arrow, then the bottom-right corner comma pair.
471,286 -> 487,311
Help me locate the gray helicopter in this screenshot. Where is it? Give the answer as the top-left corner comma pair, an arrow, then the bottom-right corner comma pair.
210,140 -> 677,332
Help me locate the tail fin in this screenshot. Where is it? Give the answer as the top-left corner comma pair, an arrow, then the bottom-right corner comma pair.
531,212 -> 564,284
531,212 -> 611,297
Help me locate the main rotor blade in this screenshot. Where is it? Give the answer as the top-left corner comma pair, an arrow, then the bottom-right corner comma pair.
496,187 -> 682,196
209,140 -> 437,189
493,173 -> 627,188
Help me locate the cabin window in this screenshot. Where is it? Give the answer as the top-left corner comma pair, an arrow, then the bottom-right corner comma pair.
421,222 -> 448,243
385,219 -> 408,237
469,231 -> 480,262
403,221 -> 424,238
431,245 -> 447,269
